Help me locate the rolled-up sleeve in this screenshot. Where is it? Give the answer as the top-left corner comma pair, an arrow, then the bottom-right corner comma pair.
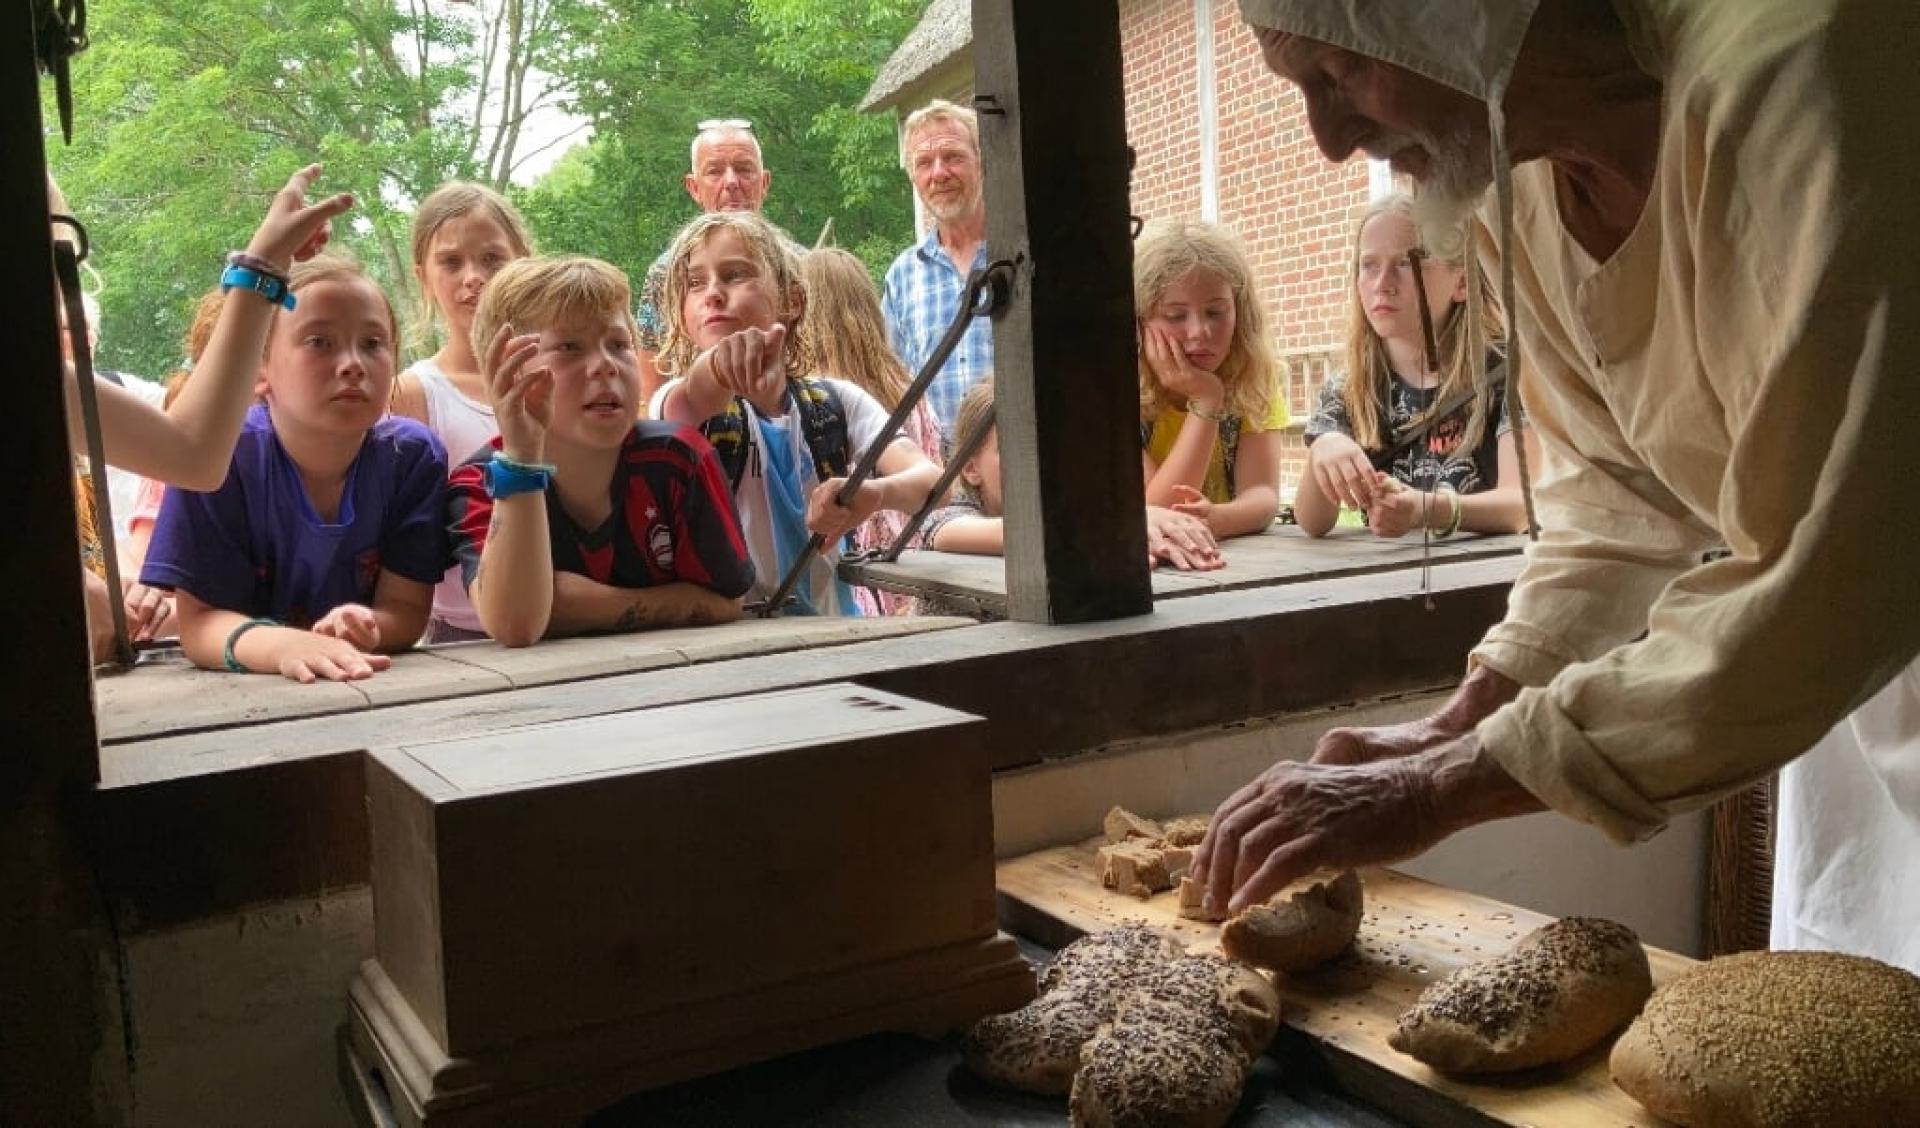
1477,20 -> 1920,842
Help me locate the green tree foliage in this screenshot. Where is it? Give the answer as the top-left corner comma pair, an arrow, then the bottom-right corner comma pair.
49,0 -> 480,376
49,0 -> 924,378
513,0 -> 923,286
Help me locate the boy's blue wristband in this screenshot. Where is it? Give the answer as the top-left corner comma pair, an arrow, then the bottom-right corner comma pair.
482,451 -> 556,500
223,617 -> 278,673
220,263 -> 296,311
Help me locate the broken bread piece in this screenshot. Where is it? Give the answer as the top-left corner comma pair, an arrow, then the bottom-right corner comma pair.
1390,916 -> 1651,1074
1220,869 -> 1364,973
1102,806 -> 1163,843
1161,816 -> 1209,847
1099,838 -> 1173,898
1177,875 -> 1226,922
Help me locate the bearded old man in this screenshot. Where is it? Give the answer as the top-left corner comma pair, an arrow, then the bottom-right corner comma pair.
880,99 -> 995,440
1192,0 -> 1920,970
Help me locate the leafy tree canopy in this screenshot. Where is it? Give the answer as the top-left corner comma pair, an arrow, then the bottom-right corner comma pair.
47,0 -> 924,380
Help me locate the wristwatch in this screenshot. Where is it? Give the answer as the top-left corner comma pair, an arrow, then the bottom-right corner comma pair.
481,451 -> 555,499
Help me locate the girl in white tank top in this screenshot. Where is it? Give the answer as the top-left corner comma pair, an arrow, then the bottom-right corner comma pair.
388,183 -> 535,642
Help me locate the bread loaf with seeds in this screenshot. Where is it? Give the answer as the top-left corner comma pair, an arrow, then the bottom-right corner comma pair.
965,924 -> 1182,1093
1610,950 -> 1920,1126
1389,916 -> 1651,1074
1069,954 -> 1281,1128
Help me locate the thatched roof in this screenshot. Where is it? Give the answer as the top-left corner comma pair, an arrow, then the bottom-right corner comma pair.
860,0 -> 973,113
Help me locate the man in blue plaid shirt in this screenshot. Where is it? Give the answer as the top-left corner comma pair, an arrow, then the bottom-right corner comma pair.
881,99 -> 994,442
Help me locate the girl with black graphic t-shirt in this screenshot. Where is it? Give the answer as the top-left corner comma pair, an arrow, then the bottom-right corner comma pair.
1298,194 -> 1539,539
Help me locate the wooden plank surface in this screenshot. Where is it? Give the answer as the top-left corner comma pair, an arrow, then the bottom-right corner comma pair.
997,836 -> 1688,1128
845,527 -> 1529,615
93,615 -> 972,746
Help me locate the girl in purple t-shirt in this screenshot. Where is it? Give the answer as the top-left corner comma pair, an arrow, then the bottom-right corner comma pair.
141,256 -> 447,683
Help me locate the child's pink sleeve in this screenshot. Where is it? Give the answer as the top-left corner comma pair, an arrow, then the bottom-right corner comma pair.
131,477 -> 166,530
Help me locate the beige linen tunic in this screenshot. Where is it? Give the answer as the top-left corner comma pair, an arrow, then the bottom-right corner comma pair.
1470,0 -> 1920,846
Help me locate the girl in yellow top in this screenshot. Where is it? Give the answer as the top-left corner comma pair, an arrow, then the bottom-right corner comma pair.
1136,219 -> 1289,539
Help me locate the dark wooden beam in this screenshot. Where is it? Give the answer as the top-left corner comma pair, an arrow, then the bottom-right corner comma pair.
0,9 -> 125,1121
973,0 -> 1152,624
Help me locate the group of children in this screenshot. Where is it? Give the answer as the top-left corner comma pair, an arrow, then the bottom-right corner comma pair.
73,150 -> 1531,684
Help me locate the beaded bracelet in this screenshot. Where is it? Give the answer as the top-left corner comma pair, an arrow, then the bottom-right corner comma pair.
1187,401 -> 1230,423
223,617 -> 279,673
226,251 -> 291,283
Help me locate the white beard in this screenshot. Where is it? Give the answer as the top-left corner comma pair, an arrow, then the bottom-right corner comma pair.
1409,123 -> 1491,261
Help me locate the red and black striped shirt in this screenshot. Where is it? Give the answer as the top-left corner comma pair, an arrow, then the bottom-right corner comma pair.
447,422 -> 754,599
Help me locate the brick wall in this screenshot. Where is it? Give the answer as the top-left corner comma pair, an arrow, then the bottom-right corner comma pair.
1119,0 -> 1372,493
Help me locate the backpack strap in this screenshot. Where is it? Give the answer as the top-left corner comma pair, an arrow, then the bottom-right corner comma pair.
700,397 -> 754,494
791,377 -> 851,482
703,379 -> 852,494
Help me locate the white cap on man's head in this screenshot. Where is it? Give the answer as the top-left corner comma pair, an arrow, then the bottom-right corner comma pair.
1237,0 -> 1541,102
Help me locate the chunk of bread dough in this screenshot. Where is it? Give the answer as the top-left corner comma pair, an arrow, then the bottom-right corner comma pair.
1098,838 -> 1172,898
1102,806 -> 1163,843
1161,816 -> 1209,847
1220,869 -> 1364,973
1177,875 -> 1225,922
1610,950 -> 1920,1127
1390,916 -> 1651,1074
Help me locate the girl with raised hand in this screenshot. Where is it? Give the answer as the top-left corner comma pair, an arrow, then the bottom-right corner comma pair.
1297,193 -> 1535,539
1136,219 -> 1290,540
52,165 -> 352,490
138,252 -> 448,684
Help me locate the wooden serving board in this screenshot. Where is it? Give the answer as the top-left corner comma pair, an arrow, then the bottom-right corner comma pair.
997,837 -> 1692,1128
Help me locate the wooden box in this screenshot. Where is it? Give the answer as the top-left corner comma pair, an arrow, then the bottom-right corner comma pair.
347,683 -> 1034,1127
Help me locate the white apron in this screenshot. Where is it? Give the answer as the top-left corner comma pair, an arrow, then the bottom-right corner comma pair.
1772,659 -> 1920,972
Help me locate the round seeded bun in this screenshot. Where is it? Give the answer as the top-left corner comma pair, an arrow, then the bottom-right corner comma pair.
1610,950 -> 1920,1127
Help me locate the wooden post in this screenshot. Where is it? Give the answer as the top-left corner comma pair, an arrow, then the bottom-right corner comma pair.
0,10 -> 126,1122
973,0 -> 1153,624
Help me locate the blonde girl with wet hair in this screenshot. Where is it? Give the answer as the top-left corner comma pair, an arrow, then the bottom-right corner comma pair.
798,247 -> 943,613
388,181 -> 535,639
651,211 -> 940,617
1136,219 -> 1290,540
1297,193 -> 1536,539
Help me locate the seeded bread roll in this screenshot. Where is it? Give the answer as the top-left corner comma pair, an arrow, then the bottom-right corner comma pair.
1390,916 -> 1651,1074
966,925 -> 1183,1093
1037,922 -> 1184,994
1069,993 -> 1248,1128
1610,950 -> 1920,1127
1069,955 -> 1280,1128
1139,954 -> 1284,1059
1220,869 -> 1364,973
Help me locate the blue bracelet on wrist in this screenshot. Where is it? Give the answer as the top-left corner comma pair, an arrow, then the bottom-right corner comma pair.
482,450 -> 556,499
220,263 -> 296,311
